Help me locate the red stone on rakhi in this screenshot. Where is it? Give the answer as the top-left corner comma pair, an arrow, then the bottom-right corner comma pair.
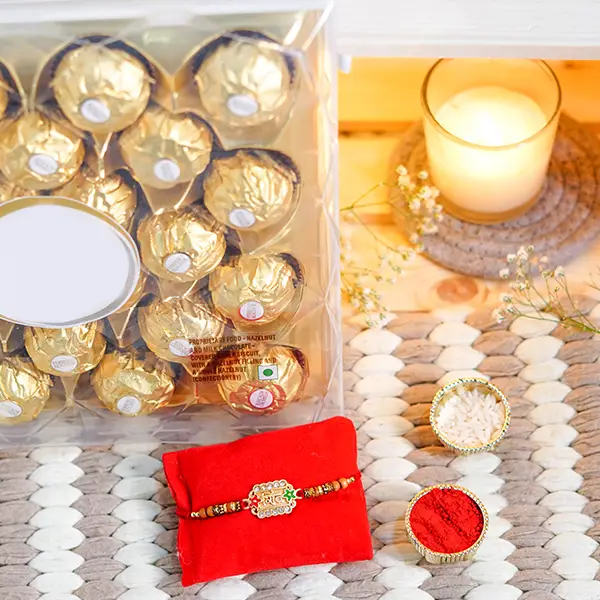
408,487 -> 484,554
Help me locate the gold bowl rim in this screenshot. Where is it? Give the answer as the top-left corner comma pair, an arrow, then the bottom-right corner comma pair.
430,377 -> 511,454
405,483 -> 489,560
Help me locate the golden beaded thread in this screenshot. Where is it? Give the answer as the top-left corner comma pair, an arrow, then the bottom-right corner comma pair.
303,476 -> 355,499
188,476 -> 356,520
190,500 -> 242,519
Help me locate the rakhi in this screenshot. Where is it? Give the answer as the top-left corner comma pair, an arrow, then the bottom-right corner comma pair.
186,476 -> 357,520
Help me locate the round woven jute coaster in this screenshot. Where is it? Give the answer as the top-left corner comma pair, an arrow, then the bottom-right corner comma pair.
390,115 -> 600,279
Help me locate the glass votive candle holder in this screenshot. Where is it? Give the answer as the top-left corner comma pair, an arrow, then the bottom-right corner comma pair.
406,484 -> 489,564
421,58 -> 561,223
430,378 -> 511,454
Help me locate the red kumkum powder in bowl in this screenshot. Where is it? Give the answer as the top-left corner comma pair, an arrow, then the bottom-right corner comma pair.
407,486 -> 486,559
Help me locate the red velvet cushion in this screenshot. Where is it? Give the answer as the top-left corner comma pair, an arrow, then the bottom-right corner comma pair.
163,416 -> 373,584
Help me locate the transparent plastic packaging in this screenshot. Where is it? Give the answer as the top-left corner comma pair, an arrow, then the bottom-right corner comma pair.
0,1 -> 341,446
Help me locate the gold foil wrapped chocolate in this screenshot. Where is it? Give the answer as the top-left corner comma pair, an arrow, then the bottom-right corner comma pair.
0,319 -> 21,354
138,206 -> 226,282
0,179 -> 30,204
105,271 -> 148,348
0,357 -> 52,424
0,112 -> 84,190
138,296 -> 225,366
194,33 -> 295,131
57,165 -> 137,229
119,106 -> 212,189
0,80 -> 10,123
52,43 -> 152,134
215,344 -> 308,414
115,270 -> 148,315
210,254 -> 302,330
24,322 -> 106,376
203,150 -> 299,232
92,350 -> 175,416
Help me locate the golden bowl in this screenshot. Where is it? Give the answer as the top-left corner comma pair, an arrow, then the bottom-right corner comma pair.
405,484 -> 489,564
430,378 -> 511,454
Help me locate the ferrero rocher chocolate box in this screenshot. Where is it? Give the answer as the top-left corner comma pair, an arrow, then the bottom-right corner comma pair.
0,2 -> 340,446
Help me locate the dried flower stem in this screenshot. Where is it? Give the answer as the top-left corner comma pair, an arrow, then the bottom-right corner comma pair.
496,245 -> 599,334
341,166 -> 443,327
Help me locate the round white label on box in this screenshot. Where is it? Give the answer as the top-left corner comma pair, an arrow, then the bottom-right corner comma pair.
239,300 -> 264,321
0,197 -> 141,329
80,98 -> 111,124
153,159 -> 181,183
117,395 -> 142,415
0,401 -> 22,418
164,252 -> 192,274
169,338 -> 194,357
229,208 -> 256,229
51,355 -> 79,373
29,154 -> 58,176
249,389 -> 274,409
227,94 -> 259,117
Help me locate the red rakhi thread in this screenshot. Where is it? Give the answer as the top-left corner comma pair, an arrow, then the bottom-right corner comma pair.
408,488 -> 484,554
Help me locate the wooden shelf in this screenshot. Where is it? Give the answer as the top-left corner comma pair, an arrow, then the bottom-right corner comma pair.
340,59 -> 600,133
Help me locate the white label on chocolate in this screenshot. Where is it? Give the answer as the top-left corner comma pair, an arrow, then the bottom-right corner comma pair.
239,300 -> 264,321
51,355 -> 79,373
227,94 -> 259,117
153,159 -> 181,183
29,154 -> 58,176
249,389 -> 274,409
117,395 -> 142,415
80,98 -> 111,124
0,401 -> 22,418
169,338 -> 194,357
228,208 -> 256,229
164,252 -> 192,274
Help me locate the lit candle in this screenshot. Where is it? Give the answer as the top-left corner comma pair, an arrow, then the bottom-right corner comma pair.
425,86 -> 554,221
421,59 -> 561,223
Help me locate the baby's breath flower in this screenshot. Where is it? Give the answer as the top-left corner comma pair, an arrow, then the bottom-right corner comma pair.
421,187 -> 435,201
342,165 -> 442,327
492,308 -> 505,323
498,247 -> 600,337
398,174 -> 412,188
499,268 -> 510,279
517,247 -> 529,263
408,198 -> 421,213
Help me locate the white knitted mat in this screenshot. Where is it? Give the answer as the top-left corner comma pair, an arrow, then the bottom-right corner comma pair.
0,302 -> 599,600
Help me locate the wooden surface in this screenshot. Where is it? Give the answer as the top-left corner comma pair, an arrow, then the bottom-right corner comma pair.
339,59 -> 600,312
339,59 -> 600,132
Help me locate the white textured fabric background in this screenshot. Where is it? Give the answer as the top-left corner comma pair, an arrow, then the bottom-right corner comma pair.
0,302 -> 599,600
